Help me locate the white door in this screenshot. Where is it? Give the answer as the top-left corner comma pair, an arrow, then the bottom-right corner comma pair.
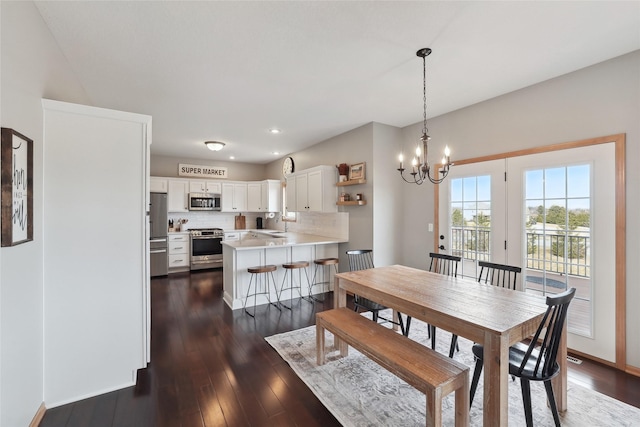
440,144 -> 616,362
438,159 -> 506,280
507,143 -> 616,361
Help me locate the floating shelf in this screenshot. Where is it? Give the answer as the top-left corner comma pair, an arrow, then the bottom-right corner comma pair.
336,179 -> 367,187
336,200 -> 367,206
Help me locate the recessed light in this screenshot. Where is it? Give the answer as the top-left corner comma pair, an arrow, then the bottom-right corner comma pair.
229,156 -> 235,160
269,128 -> 281,134
272,151 -> 280,156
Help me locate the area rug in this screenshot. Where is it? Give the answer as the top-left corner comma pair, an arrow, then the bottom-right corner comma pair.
265,311 -> 640,426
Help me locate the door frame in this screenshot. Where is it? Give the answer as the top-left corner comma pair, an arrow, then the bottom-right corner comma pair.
434,133 -> 626,370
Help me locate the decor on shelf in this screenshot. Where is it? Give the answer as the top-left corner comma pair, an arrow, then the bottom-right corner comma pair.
336,163 -> 350,182
205,141 -> 225,151
349,162 -> 365,181
1,128 -> 33,247
397,48 -> 453,185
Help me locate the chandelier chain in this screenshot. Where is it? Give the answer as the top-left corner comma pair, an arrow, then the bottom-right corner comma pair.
422,54 -> 428,136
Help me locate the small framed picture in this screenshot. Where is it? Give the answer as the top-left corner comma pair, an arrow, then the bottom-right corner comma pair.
349,162 -> 365,181
1,128 -> 33,247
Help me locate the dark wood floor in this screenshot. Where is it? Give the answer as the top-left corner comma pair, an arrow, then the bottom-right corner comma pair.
41,269 -> 640,427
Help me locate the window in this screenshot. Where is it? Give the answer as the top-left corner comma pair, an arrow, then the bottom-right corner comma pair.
282,182 -> 296,222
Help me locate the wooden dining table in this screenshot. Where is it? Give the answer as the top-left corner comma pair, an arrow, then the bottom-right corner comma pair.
333,264 -> 567,427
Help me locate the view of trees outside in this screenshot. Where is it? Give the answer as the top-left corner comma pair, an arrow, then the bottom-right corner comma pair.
524,165 -> 591,278
450,175 -> 491,264
450,166 -> 591,278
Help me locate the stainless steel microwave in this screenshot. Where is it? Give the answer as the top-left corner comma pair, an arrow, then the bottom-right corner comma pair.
188,193 -> 221,211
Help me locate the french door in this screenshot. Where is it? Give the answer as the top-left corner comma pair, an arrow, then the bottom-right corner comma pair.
438,160 -> 506,281
438,143 -> 617,362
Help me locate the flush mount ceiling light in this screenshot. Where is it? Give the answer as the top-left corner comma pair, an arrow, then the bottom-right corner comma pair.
204,141 -> 225,151
397,48 -> 453,185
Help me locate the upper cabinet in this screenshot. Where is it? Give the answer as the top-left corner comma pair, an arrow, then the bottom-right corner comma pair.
286,166 -> 337,213
167,180 -> 189,212
244,180 -> 282,212
261,180 -> 281,212
150,177 -> 168,193
247,182 -> 262,212
221,182 -> 248,212
189,180 -> 221,194
159,176 -> 281,213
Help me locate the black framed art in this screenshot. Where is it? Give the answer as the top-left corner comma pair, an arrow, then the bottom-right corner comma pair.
1,128 -> 33,246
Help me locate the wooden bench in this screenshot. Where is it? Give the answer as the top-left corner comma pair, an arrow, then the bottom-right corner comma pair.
316,308 -> 469,427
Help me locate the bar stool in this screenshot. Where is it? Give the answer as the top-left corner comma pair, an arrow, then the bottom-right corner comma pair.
278,261 -> 312,309
243,264 -> 280,317
310,257 -> 339,301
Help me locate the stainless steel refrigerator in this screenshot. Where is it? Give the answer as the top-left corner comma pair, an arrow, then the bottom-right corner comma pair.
149,192 -> 168,277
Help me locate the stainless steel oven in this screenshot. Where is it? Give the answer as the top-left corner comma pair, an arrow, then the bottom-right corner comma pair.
190,228 -> 224,270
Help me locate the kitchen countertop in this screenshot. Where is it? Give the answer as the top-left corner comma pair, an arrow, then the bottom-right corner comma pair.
222,231 -> 345,250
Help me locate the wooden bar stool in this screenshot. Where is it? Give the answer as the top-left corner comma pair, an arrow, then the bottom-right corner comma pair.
278,261 -> 312,309
243,264 -> 280,317
310,257 -> 339,301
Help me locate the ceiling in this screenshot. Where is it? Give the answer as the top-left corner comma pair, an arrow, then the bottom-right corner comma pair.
34,1 -> 640,164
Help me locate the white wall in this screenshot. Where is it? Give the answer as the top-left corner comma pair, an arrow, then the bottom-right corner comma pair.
372,122 -> 403,267
398,50 -> 640,368
42,100 -> 150,407
0,2 -> 90,426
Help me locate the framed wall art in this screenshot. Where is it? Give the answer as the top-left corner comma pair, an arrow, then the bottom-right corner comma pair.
349,162 -> 366,181
1,128 -> 33,246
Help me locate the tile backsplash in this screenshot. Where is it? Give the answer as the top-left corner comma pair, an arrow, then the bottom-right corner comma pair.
168,210 -> 348,240
268,212 -> 349,240
168,211 -> 262,231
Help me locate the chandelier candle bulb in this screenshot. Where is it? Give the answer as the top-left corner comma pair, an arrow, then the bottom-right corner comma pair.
398,153 -> 403,169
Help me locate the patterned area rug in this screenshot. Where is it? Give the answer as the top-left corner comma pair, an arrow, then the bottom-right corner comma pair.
266,311 -> 640,426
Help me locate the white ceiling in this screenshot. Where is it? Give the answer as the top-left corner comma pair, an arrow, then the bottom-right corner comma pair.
34,1 -> 640,164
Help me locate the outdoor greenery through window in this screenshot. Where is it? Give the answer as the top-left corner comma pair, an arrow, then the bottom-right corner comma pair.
449,175 -> 492,278
448,165 -> 592,336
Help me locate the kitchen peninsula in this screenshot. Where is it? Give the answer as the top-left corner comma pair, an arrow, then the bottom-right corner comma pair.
222,231 -> 346,309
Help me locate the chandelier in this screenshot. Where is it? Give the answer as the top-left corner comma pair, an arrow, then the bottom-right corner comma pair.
397,48 -> 452,185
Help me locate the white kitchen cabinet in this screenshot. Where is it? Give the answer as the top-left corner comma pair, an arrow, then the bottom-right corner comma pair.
221,182 -> 248,212
189,180 -> 221,194
167,180 -> 189,212
223,231 -> 246,241
168,233 -> 189,270
247,182 -> 262,212
247,180 -> 280,212
287,166 -> 337,213
262,179 -> 281,212
295,173 -> 309,212
150,177 -> 168,193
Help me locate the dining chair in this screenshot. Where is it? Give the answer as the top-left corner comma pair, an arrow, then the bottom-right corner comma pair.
345,249 -> 407,335
477,260 -> 522,290
403,252 -> 462,357
469,287 -> 576,427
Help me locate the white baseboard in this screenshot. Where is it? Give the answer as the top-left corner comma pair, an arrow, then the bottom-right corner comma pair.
46,380 -> 135,409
